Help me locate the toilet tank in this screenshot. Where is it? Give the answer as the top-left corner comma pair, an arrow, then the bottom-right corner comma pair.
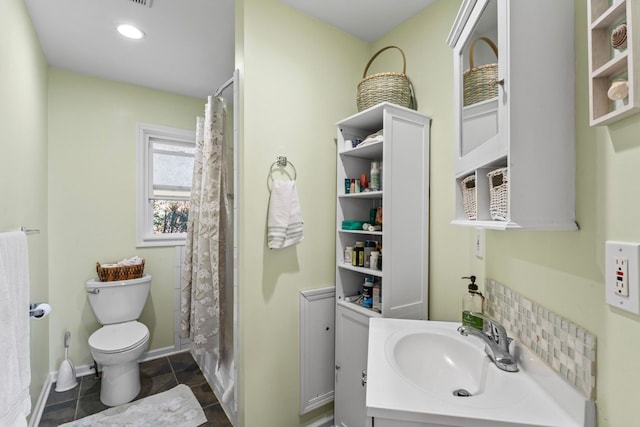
86,274 -> 152,325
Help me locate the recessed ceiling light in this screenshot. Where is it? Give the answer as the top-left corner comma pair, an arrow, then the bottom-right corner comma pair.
117,24 -> 145,40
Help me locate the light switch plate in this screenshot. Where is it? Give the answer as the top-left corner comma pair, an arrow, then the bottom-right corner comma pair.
606,241 -> 640,315
474,228 -> 484,259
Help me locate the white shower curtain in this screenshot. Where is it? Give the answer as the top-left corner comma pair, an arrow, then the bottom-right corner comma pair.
180,96 -> 227,356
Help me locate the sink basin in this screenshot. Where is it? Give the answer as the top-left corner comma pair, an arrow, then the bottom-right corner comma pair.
367,319 -> 594,426
388,329 -> 490,397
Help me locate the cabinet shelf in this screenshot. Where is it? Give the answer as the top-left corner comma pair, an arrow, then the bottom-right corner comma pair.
338,263 -> 383,278
337,300 -> 381,318
340,140 -> 383,159
591,0 -> 626,29
338,191 -> 382,199
592,52 -> 628,78
338,229 -> 383,237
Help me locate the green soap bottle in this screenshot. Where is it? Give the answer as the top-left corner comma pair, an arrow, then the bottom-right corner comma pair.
461,275 -> 485,330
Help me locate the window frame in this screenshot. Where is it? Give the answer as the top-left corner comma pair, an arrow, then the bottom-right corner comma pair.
136,122 -> 196,247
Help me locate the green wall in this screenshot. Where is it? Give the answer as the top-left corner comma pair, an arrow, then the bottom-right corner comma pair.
237,0 -> 369,424
47,69 -> 204,368
0,0 -> 50,415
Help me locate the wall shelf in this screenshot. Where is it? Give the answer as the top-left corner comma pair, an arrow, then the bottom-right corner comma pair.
588,0 -> 640,126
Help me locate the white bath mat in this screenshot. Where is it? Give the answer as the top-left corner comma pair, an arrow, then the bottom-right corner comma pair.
59,384 -> 206,427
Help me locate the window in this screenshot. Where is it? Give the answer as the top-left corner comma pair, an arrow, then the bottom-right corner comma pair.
137,123 -> 196,247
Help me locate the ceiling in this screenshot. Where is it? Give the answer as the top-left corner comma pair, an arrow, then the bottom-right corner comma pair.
24,0 -> 435,100
280,0 -> 436,43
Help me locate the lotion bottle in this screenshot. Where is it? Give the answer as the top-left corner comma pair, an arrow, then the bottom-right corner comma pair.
461,275 -> 485,330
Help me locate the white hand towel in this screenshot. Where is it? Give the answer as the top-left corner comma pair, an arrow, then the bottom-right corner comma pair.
267,180 -> 304,249
0,231 -> 31,427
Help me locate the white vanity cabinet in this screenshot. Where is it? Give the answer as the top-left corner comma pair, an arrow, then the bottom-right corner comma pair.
333,102 -> 430,426
447,0 -> 577,230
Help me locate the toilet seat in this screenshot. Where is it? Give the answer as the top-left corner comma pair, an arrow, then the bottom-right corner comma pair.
89,321 -> 149,354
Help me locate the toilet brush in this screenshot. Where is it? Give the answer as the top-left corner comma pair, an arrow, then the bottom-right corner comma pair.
55,330 -> 78,392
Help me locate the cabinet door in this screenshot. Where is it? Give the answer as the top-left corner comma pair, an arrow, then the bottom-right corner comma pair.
381,110 -> 429,319
451,0 -> 505,176
334,305 -> 370,427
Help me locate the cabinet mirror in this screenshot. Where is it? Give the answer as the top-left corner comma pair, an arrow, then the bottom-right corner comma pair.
455,0 -> 500,173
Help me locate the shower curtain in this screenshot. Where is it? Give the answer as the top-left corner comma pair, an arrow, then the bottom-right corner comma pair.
180,96 -> 227,356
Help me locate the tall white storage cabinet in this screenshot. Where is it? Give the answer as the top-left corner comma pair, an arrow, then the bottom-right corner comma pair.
333,103 -> 430,427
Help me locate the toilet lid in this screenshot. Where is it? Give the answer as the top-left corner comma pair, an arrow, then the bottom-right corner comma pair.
89,321 -> 149,354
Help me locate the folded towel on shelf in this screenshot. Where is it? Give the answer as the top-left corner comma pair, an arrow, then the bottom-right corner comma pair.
267,180 -> 304,249
0,231 -> 31,427
116,256 -> 143,266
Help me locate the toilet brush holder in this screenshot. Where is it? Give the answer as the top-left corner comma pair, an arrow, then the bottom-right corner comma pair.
55,331 -> 78,392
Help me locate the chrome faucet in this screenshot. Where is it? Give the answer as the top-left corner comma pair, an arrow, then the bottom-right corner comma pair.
458,313 -> 518,372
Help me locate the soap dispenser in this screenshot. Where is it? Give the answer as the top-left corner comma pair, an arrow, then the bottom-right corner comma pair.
461,275 -> 485,330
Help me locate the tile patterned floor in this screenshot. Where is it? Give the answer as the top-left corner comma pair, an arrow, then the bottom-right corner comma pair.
38,351 -> 232,426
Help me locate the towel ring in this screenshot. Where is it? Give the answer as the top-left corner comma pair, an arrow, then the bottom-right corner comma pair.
267,156 -> 297,191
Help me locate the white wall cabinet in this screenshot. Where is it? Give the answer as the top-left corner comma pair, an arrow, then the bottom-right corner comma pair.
333,102 -> 430,426
447,0 -> 577,230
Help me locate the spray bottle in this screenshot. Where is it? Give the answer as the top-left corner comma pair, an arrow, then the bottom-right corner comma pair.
461,275 -> 485,330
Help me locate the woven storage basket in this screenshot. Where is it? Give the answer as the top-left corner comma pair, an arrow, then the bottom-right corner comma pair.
463,37 -> 499,106
487,167 -> 508,221
96,260 -> 145,282
460,174 -> 477,220
357,46 -> 416,112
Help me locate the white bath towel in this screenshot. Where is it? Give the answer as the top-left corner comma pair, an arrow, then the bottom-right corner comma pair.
267,180 -> 304,249
0,231 -> 31,427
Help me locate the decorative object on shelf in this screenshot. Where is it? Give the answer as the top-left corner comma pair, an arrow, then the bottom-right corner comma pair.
607,79 -> 629,100
356,46 -> 416,112
487,167 -> 508,221
460,174 -> 477,220
611,23 -> 627,50
463,37 -> 499,106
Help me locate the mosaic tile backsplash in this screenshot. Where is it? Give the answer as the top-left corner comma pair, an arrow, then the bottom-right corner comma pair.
485,279 -> 597,400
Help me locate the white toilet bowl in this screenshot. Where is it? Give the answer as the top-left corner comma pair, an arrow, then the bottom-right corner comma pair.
88,320 -> 150,406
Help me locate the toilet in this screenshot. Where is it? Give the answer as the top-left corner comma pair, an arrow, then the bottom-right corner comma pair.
86,274 -> 152,406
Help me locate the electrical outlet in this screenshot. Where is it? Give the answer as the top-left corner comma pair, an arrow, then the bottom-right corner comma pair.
606,241 -> 640,314
614,257 -> 629,297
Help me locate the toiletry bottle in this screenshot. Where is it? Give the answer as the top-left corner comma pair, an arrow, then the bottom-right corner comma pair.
363,277 -> 374,308
461,275 -> 485,330
370,161 -> 380,191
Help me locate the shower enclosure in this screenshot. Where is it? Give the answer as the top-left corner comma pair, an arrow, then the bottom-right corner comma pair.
184,69 -> 239,425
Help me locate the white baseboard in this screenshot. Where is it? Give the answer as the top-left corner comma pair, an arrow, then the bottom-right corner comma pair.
28,373 -> 53,427
29,346 -> 186,426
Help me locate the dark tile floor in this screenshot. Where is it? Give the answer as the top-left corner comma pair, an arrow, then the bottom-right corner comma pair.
39,351 -> 232,426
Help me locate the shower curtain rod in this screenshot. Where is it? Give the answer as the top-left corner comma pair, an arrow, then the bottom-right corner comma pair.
214,75 -> 234,97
